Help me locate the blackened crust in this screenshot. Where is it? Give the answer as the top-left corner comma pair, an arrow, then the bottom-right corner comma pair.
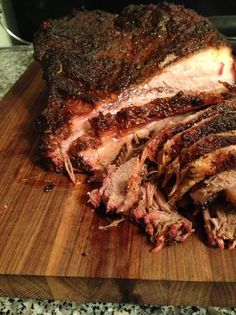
145,98 -> 236,162
89,92 -> 232,134
179,133 -> 236,169
159,111 -> 236,165
34,3 -> 228,103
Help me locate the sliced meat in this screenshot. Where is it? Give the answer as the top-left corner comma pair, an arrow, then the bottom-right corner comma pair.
89,176 -> 193,251
89,91 -> 230,135
69,116 -> 184,175
169,146 -> 236,204
34,4 -> 234,103
39,91 -> 235,174
157,110 -> 236,177
203,203 -> 236,249
34,3 -> 236,174
132,183 -> 193,251
142,99 -> 236,163
88,157 -> 142,213
164,131 -> 236,186
190,169 -> 236,207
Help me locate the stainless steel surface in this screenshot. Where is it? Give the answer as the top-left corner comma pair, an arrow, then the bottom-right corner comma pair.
0,11 -> 31,45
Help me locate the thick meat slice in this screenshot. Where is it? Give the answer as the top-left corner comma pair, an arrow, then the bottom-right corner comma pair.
165,131 -> 236,185
190,169 -> 236,207
169,146 -> 236,204
203,203 -> 236,249
34,3 -> 236,174
157,110 -> 236,177
71,115 -> 185,174
142,99 -> 236,163
89,92 -> 229,135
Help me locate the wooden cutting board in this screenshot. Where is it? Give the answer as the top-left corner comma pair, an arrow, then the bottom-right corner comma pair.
0,62 -> 236,306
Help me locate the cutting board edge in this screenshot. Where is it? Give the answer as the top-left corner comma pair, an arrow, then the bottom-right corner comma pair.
0,274 -> 236,306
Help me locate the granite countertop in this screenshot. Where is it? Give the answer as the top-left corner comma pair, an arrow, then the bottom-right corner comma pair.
0,46 -> 235,315
0,46 -> 34,99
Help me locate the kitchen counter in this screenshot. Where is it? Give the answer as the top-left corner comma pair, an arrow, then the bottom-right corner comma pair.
0,46 -> 33,99
0,45 -> 235,315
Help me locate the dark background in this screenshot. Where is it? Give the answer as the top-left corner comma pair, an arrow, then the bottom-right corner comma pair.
11,0 -> 236,41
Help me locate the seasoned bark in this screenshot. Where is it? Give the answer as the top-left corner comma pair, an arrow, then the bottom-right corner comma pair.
169,146 -> 236,204
179,132 -> 236,169
157,110 -> 236,176
89,92 -> 233,134
34,3 -> 235,174
164,131 -> 236,184
34,3 -> 227,102
142,99 -> 236,163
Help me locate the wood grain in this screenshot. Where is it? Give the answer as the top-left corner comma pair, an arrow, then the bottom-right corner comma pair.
0,62 -> 236,306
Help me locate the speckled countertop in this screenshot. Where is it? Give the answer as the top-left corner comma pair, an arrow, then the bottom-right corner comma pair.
0,46 -> 34,99
0,46 -> 235,315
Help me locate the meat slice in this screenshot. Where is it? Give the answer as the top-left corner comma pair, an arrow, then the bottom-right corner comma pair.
141,99 -> 236,163
88,157 -> 142,212
157,110 -> 236,177
89,169 -> 193,251
165,131 -> 236,186
190,169 -> 236,208
89,92 -> 229,135
169,146 -> 236,205
34,3 -> 236,174
70,115 -> 186,174
203,203 -> 236,249
132,183 -> 193,251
